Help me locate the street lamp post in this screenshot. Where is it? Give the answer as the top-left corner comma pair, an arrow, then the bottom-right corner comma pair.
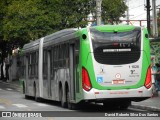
96,0 -> 102,26
152,0 -> 158,37
146,0 -> 151,35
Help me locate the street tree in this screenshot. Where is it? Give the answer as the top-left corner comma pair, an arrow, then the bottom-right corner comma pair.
0,0 -> 127,80
158,10 -> 160,37
2,0 -> 127,44
102,0 -> 127,24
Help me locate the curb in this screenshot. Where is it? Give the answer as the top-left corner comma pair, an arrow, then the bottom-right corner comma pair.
130,104 -> 160,112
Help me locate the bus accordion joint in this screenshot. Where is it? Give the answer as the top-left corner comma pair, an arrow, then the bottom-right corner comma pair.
82,67 -> 92,91
144,66 -> 152,89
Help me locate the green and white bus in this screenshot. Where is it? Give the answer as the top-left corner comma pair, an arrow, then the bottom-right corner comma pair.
20,25 -> 152,109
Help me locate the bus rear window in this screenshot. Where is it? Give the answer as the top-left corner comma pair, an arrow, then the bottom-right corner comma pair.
90,27 -> 141,65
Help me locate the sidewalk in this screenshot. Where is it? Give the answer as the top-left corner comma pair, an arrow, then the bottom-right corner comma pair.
131,91 -> 160,112
0,79 -> 21,92
0,80 -> 160,112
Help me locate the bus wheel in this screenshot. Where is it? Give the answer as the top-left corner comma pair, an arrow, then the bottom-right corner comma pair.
23,83 -> 29,99
66,89 -> 76,110
103,102 -> 119,110
25,95 -> 29,99
23,82 -> 25,94
119,101 -> 131,110
60,88 -> 67,108
34,84 -> 40,102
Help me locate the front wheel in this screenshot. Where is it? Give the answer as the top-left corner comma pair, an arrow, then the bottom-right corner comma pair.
34,85 -> 41,102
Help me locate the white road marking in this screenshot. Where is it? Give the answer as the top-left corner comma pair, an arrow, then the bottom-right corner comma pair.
12,104 -> 28,108
33,103 -> 49,107
0,105 -> 5,109
6,88 -> 13,91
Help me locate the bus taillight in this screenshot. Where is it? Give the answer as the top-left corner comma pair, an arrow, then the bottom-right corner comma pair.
144,66 -> 152,89
82,67 -> 92,91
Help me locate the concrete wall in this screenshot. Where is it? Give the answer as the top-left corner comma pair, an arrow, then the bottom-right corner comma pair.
9,56 -> 19,81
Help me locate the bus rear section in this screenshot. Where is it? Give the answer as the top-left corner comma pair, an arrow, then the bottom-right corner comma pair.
81,25 -> 152,108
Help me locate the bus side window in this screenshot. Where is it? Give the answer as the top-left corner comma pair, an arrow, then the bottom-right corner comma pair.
43,50 -> 47,79
28,54 -> 31,78
50,47 -> 54,79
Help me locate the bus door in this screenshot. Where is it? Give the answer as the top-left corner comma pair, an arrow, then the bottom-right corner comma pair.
47,50 -> 52,98
69,39 -> 80,102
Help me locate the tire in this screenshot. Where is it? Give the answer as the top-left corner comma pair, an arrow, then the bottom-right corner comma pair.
34,84 -> 40,102
66,89 -> 76,110
25,95 -> 29,99
23,82 -> 25,94
119,101 -> 131,110
60,88 -> 67,108
103,102 -> 119,110
24,83 -> 29,99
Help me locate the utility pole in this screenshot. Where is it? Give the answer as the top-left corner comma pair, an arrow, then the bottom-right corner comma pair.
146,0 -> 151,35
152,0 -> 158,37
96,0 -> 102,26
125,0 -> 129,25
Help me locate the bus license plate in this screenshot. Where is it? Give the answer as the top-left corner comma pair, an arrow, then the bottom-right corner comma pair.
112,80 -> 125,84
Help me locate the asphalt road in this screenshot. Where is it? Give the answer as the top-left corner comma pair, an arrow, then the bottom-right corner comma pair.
0,82 -> 159,120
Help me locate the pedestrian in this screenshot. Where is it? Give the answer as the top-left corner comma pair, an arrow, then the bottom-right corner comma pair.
155,63 -> 160,91
4,58 -> 10,82
151,57 -> 158,96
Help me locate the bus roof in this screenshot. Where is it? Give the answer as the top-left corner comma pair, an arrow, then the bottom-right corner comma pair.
23,28 -> 78,52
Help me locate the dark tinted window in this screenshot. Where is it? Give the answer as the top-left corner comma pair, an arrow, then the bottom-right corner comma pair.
90,27 -> 141,65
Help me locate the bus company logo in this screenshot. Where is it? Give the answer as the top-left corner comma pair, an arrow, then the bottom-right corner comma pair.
115,73 -> 121,79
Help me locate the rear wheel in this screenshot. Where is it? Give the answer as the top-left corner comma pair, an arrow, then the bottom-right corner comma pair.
103,101 -> 131,110
103,102 -> 119,110
119,101 -> 131,110
60,88 -> 67,108
66,88 -> 76,110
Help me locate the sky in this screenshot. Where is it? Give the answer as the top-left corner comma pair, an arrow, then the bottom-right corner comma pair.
121,0 -> 160,27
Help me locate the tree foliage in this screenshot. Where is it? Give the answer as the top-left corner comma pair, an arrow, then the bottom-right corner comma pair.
158,10 -> 160,37
1,0 -> 127,50
102,0 -> 127,24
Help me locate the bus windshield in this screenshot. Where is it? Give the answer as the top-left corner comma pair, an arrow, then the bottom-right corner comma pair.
90,27 -> 141,65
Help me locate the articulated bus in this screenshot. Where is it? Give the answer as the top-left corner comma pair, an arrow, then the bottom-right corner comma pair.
19,25 -> 152,109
